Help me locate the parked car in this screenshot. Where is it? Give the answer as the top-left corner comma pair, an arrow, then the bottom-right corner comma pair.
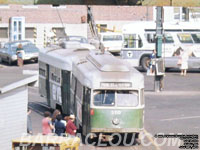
58,36 -> 96,50
99,32 -> 124,54
0,40 -> 39,65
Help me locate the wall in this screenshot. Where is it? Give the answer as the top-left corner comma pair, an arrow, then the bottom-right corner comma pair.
0,86 -> 28,150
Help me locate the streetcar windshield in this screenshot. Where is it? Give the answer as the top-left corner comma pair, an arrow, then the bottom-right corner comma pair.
93,90 -> 138,107
116,91 -> 138,107
93,90 -> 115,106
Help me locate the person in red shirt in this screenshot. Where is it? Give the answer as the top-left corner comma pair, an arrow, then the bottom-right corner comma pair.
66,114 -> 77,137
42,111 -> 54,135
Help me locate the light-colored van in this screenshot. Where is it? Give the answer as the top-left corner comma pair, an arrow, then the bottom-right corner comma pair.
99,32 -> 124,53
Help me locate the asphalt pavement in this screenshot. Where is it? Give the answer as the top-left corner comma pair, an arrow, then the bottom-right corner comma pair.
1,62 -> 200,150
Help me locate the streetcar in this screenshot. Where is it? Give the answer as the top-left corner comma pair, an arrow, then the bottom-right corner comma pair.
71,51 -> 144,142
39,47 -> 144,143
38,46 -> 91,114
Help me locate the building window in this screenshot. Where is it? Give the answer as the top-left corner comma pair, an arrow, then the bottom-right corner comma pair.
190,8 -> 200,21
0,28 -> 8,38
52,27 -> 66,38
25,28 -> 34,38
174,7 -> 189,21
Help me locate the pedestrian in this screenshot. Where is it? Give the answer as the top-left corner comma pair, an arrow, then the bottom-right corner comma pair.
52,109 -> 61,132
180,51 -> 189,76
16,44 -> 25,67
150,49 -> 156,74
42,111 -> 54,135
55,114 -> 66,136
27,108 -> 33,135
66,114 -> 77,137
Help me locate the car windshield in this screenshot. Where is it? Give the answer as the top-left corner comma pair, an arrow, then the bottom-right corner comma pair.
93,90 -> 138,107
10,43 -> 39,52
103,35 -> 122,41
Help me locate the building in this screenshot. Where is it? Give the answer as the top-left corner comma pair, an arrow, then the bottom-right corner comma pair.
0,5 -> 153,48
0,72 -> 37,150
0,5 -> 200,48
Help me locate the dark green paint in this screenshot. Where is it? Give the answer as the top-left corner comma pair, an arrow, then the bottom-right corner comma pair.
91,108 -> 143,129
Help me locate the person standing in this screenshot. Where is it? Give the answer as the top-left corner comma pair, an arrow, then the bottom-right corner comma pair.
150,49 -> 156,74
42,111 -> 54,135
27,108 -> 33,135
55,114 -> 66,136
180,51 -> 189,76
51,109 -> 61,132
66,114 -> 77,137
16,44 -> 25,67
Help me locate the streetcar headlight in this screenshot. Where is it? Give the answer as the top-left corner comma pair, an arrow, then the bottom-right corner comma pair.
112,118 -> 120,125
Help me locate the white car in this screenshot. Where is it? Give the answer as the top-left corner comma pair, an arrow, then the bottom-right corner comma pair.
58,36 -> 96,50
99,32 -> 124,53
0,40 -> 39,65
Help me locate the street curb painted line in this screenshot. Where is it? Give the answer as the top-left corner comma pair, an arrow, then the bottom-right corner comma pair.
143,129 -> 161,150
145,91 -> 200,96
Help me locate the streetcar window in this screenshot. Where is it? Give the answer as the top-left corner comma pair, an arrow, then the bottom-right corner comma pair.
116,91 -> 138,107
93,90 -> 115,106
76,80 -> 83,101
191,33 -> 200,43
177,33 -> 193,43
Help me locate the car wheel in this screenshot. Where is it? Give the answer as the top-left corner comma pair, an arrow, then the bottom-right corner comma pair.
8,58 -> 12,65
141,56 -> 150,71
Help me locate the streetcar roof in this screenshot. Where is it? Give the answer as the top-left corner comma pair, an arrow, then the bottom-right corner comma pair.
87,52 -> 130,72
39,47 -> 91,70
72,52 -> 144,89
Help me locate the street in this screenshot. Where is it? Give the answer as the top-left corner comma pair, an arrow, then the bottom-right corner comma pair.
1,62 -> 200,150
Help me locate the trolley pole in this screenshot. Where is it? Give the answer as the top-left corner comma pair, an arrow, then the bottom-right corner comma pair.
154,6 -> 165,92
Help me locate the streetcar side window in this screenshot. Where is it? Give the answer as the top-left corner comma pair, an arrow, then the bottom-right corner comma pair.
76,80 -> 83,102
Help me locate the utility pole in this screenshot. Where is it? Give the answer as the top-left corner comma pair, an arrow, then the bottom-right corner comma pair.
154,6 -> 165,92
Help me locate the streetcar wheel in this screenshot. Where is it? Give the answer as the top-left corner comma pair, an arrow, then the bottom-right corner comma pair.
141,56 -> 150,71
